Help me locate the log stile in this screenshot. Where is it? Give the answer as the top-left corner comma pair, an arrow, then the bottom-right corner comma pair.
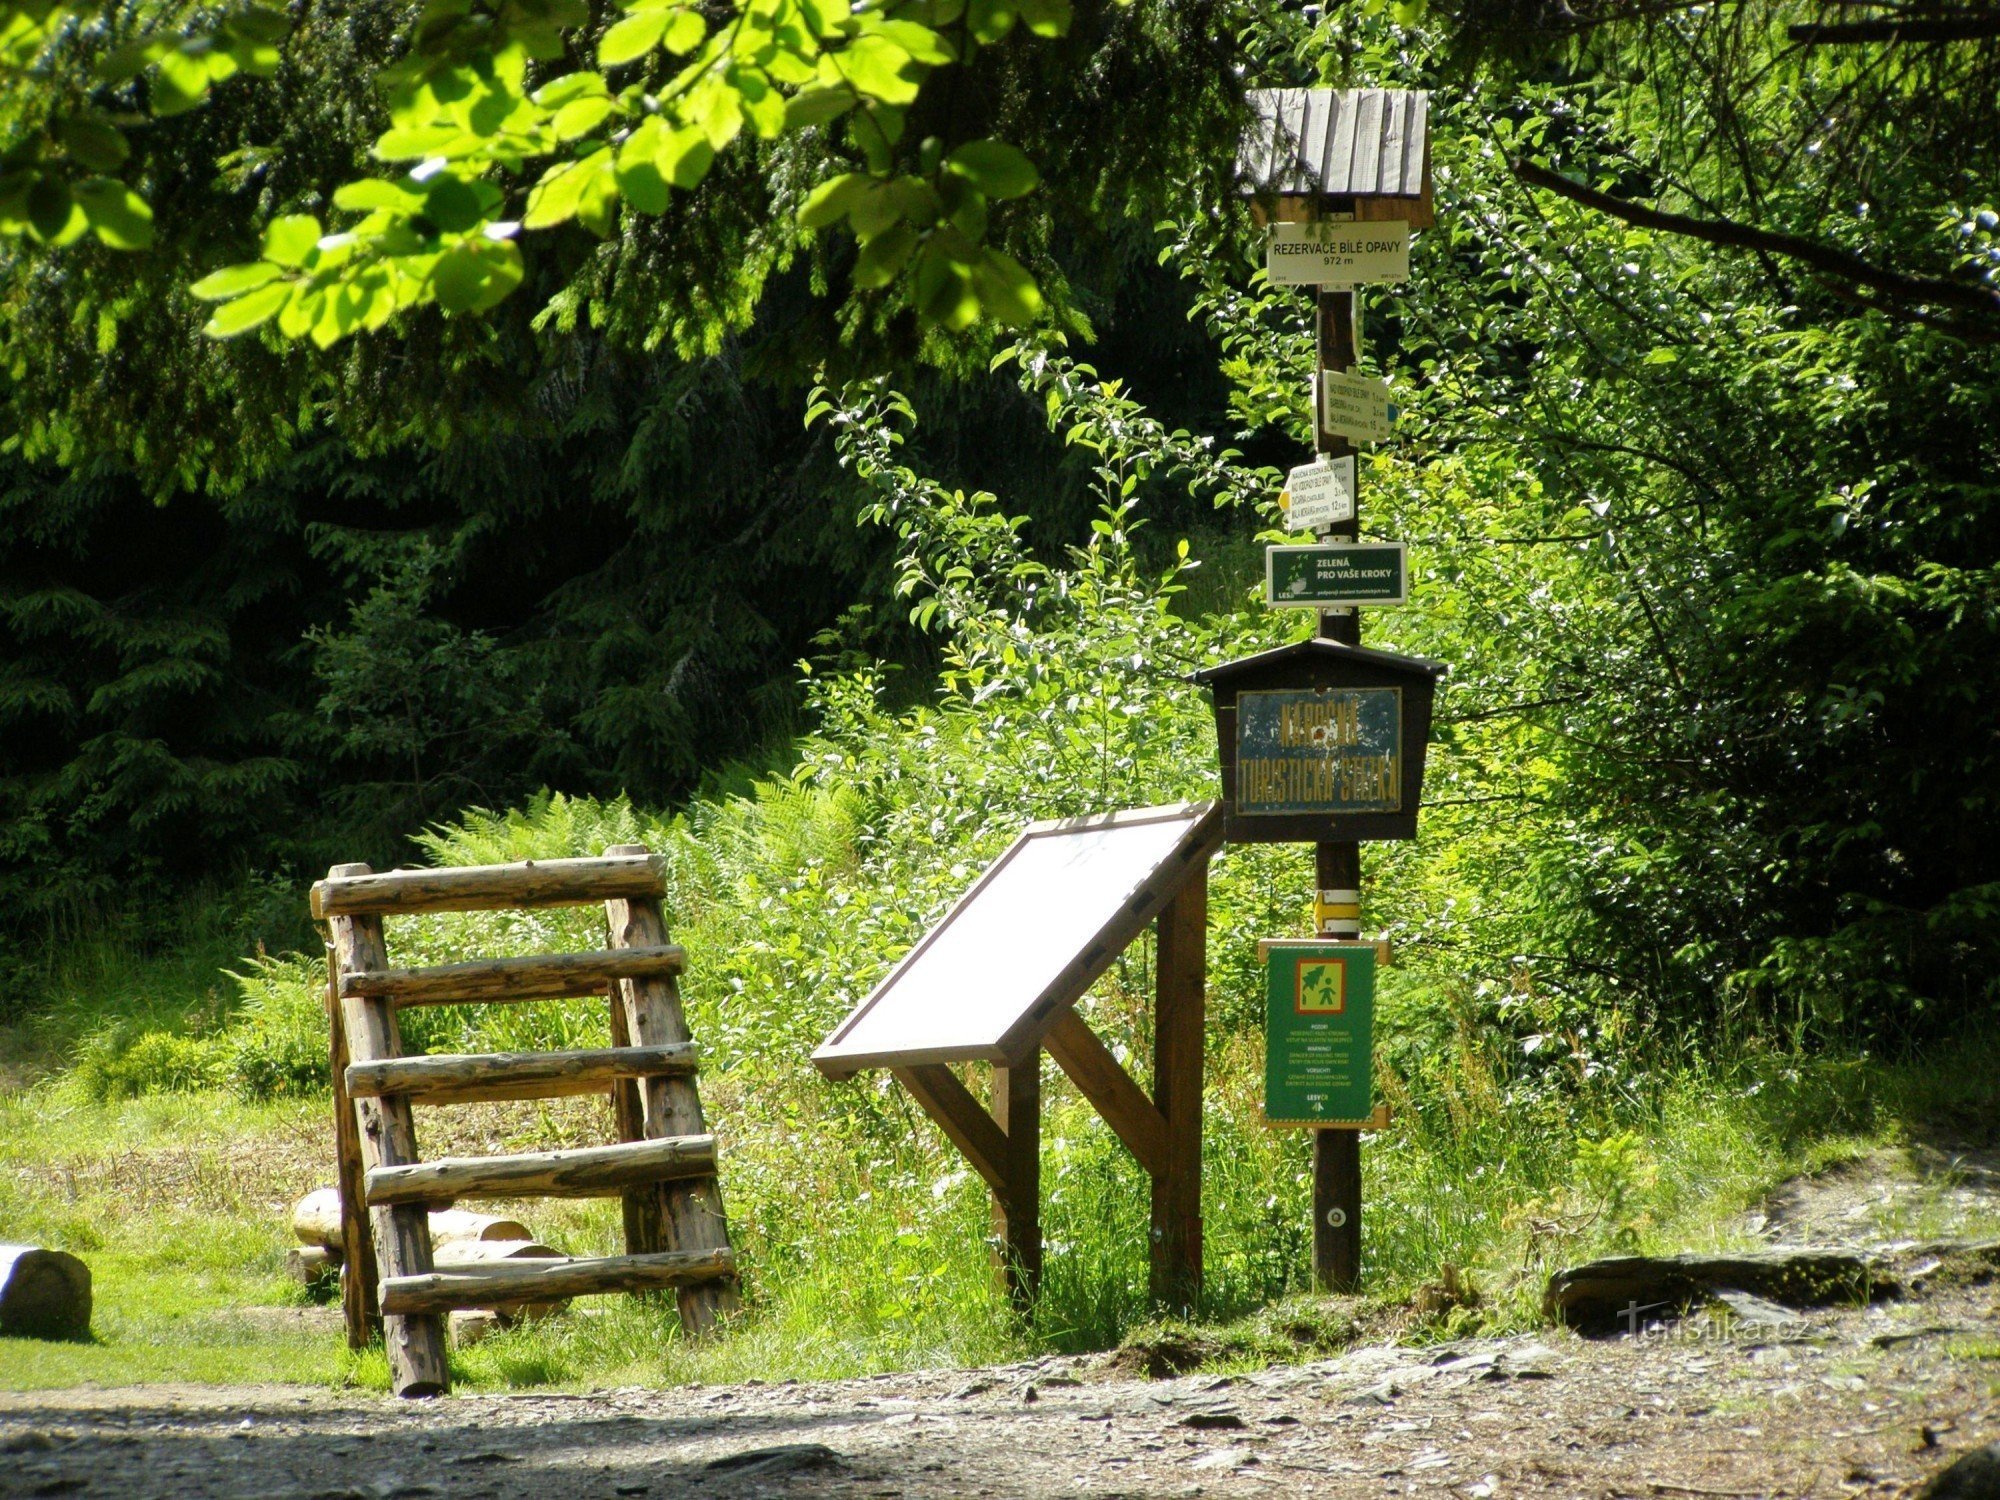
313,850 -> 738,1398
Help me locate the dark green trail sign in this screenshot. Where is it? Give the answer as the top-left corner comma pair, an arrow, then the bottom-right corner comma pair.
1264,941 -> 1376,1125
1265,543 -> 1408,608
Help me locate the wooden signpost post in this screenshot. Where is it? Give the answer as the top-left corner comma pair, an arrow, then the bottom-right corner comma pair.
1229,85 -> 1441,1293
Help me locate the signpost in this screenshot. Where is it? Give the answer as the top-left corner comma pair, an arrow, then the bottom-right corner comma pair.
1264,221 -> 1412,287
1232,85 -> 1441,1297
1265,543 -> 1408,608
1261,941 -> 1377,1126
1282,457 -> 1354,531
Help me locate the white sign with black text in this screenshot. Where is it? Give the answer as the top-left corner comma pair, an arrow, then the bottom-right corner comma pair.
1284,455 -> 1356,532
1318,370 -> 1393,445
1264,221 -> 1411,287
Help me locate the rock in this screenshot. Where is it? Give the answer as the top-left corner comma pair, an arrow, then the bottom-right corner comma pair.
1921,1445 -> 2000,1500
0,1246 -> 91,1341
703,1444 -> 841,1481
1543,1249 -> 1889,1331
1180,1410 -> 1246,1430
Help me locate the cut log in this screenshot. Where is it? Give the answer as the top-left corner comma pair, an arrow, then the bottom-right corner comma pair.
346,1043 -> 698,1106
1544,1248 -> 1892,1330
365,1135 -> 717,1207
311,855 -> 666,919
0,1245 -> 92,1340
381,1247 -> 736,1315
432,1238 -> 562,1267
340,947 -> 685,1009
291,1189 -> 529,1253
284,1245 -> 341,1289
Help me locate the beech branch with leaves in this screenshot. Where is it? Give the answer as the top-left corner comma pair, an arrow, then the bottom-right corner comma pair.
183,0 -> 1069,344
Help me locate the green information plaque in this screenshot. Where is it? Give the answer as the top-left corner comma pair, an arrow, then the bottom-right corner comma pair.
1264,941 -> 1376,1126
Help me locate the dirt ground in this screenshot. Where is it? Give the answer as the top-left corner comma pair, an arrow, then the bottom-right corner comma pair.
3,1272 -> 1996,1499
4,1144 -> 1998,1499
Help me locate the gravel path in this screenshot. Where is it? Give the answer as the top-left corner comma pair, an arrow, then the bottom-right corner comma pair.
4,1278 -> 1995,1499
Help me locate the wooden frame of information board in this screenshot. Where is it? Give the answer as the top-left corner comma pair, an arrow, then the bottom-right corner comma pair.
813,802 -> 1222,1312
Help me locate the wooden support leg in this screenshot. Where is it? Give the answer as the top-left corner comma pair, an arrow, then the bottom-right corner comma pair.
328,868 -> 449,1398
604,848 -> 740,1333
325,951 -> 380,1350
1150,863 -> 1207,1314
606,987 -> 661,1256
990,1051 -> 1041,1311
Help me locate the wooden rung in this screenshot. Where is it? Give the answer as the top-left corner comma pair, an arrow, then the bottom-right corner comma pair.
366,1134 -> 717,1207
380,1247 -> 736,1316
311,855 -> 666,919
346,1043 -> 699,1106
340,946 -> 685,1008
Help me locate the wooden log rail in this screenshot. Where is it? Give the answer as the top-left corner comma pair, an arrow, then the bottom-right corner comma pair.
381,1247 -> 736,1316
311,854 -> 667,919
345,1043 -> 698,1106
365,1135 -> 717,1207
340,947 -> 685,1008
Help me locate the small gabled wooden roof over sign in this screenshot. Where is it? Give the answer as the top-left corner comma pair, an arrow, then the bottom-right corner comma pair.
1239,87 -> 1434,229
812,802 -> 1223,1078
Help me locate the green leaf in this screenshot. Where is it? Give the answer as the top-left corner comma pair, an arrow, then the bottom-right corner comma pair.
189,262 -> 282,301
432,240 -> 524,312
375,125 -> 470,160
662,9 -> 706,53
873,19 -> 954,64
522,156 -> 596,228
333,178 -> 426,213
839,35 -> 923,105
852,219 -> 917,289
261,214 -> 322,267
598,11 -> 667,66
554,95 -> 617,139
972,246 -> 1044,327
616,119 -> 671,212
229,8 -> 293,46
74,177 -> 154,249
946,139 -> 1037,199
1015,0 -> 1071,37
655,125 -> 713,189
532,72 -> 610,108
915,242 -> 978,330
203,280 -> 293,337
784,84 -> 856,130
58,119 -> 129,172
967,0 -> 1017,44
422,175 -> 487,233
151,49 -> 211,117
798,172 -> 870,231
25,175 -> 73,241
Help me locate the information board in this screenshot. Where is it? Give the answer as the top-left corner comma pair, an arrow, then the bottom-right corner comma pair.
1264,941 -> 1376,1125
1234,687 -> 1402,816
811,803 -> 1223,1077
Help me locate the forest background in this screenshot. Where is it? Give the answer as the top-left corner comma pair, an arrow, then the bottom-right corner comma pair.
1,0 -> 1998,1388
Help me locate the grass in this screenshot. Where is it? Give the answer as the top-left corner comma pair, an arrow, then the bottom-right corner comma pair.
5,1008 -> 1995,1395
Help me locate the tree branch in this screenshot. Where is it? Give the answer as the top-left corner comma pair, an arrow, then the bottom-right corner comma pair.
1789,17 -> 2000,44
1511,158 -> 2000,337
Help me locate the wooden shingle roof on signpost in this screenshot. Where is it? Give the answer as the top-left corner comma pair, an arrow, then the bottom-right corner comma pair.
1239,87 -> 1434,229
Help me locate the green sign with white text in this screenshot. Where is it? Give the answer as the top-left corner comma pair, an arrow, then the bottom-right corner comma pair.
1265,543 -> 1408,608
1264,942 -> 1376,1126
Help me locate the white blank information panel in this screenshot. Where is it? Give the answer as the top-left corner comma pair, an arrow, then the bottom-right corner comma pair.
813,803 -> 1220,1077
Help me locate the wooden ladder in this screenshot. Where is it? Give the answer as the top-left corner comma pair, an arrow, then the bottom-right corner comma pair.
312,843 -> 739,1397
